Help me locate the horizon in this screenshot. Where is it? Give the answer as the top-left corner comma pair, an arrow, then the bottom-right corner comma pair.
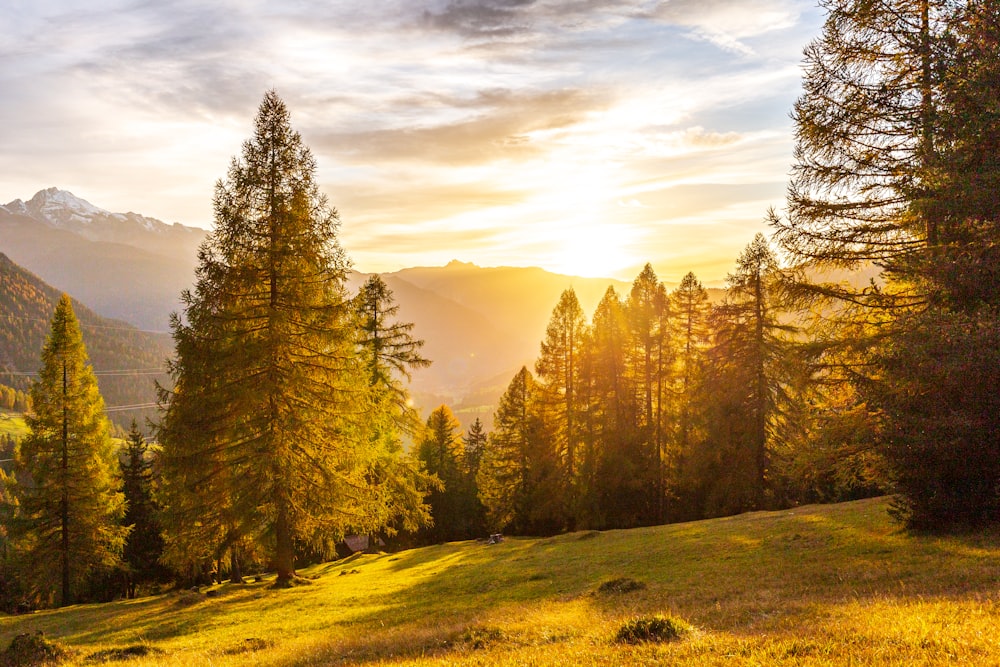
0,1 -> 824,284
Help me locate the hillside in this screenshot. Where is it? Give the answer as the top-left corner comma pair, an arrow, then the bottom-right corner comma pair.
0,252 -> 172,427
1,188 -> 734,429
1,497 -> 998,665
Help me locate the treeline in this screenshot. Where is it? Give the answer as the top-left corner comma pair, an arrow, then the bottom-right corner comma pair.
412,235 -> 882,541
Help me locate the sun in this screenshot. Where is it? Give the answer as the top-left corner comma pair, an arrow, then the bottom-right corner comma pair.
549,223 -> 636,279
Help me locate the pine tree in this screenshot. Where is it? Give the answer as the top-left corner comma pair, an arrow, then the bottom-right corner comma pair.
416,405 -> 477,541
534,288 -> 587,527
14,295 -> 126,606
704,234 -> 795,512
119,421 -> 166,596
478,367 -> 562,534
159,91 -> 367,586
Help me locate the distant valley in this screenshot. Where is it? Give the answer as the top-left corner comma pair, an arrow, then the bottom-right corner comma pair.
1,188 -> 721,429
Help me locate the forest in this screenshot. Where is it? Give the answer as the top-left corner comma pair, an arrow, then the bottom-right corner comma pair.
1,0 -> 999,611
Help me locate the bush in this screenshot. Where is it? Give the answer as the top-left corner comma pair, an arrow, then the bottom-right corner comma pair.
613,615 -> 689,645
597,577 -> 645,595
0,632 -> 69,667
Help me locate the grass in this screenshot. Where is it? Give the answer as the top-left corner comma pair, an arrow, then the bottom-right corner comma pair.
0,410 -> 28,441
2,497 -> 1000,665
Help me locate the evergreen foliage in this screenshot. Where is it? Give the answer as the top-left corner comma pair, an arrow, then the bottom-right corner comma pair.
159,91 -> 372,586
119,421 -> 167,596
774,0 -> 1000,529
416,405 -> 482,541
12,295 -> 126,606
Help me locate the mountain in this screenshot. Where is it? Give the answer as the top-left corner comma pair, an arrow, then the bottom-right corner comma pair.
2,188 -> 729,431
349,263 -> 635,430
0,188 -> 206,331
0,252 -> 172,428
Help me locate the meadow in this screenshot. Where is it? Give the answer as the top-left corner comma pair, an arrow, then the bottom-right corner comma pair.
2,496 -> 1000,666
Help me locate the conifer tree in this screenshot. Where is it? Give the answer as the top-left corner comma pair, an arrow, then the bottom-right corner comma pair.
478,367 -> 562,534
534,288 -> 587,527
351,274 -> 434,541
704,234 -> 795,512
14,295 -> 126,606
625,264 -> 672,523
159,91 -> 367,586
119,421 -> 166,596
416,405 -> 478,541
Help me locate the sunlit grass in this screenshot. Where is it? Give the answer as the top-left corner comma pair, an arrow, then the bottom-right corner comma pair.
2,497 -> 1000,665
0,410 -> 28,440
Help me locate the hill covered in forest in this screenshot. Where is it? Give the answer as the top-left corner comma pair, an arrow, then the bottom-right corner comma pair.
0,252 -> 172,427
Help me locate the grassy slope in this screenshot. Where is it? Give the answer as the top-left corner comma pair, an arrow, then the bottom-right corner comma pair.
0,410 -> 28,440
3,497 -> 1000,666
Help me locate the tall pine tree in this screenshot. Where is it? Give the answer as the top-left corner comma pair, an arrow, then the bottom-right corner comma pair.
14,295 -> 126,606
159,91 -> 367,586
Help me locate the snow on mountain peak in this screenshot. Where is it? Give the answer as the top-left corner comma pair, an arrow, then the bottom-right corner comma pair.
24,187 -> 120,226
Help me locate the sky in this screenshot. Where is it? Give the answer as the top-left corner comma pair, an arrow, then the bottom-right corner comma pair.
0,0 -> 825,284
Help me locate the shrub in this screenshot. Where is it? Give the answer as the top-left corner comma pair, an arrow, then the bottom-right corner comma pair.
613,615 -> 689,645
597,577 -> 645,595
0,632 -> 69,667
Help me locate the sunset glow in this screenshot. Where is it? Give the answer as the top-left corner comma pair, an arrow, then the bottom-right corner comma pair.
0,0 -> 823,283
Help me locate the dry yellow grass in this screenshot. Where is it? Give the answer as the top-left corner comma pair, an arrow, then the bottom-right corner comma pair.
3,497 -> 1000,665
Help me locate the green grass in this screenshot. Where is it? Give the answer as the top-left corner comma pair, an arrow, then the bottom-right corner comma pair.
3,497 -> 1000,665
0,410 -> 28,441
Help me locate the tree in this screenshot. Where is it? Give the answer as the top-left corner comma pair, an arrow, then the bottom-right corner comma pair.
351,274 -> 435,541
668,271 -> 711,514
14,295 -> 126,606
703,234 -> 796,512
478,367 -> 562,534
353,274 -> 430,429
625,264 -> 672,523
773,0 -> 1000,529
534,289 -> 587,527
159,91 -> 367,586
416,405 -> 478,542
774,0 -> 957,287
119,421 -> 167,596
588,287 -> 649,528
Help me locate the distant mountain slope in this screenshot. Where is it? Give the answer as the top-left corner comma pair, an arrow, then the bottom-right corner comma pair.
0,188 -> 206,331
0,252 -> 172,427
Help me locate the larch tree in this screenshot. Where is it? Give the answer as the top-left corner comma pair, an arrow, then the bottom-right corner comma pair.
351,274 -> 435,540
158,91 -> 367,586
533,288 -> 587,528
772,0 -> 1000,528
14,295 -> 126,606
669,271 -> 711,512
625,264 -> 672,523
416,405 -> 476,541
478,367 -> 562,534
705,233 -> 795,512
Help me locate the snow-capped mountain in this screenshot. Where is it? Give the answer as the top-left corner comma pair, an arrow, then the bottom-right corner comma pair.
2,187 -> 204,253
0,188 -> 207,331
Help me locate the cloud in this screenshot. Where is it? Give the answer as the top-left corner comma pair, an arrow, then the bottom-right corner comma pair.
311,87 -> 607,166
645,0 -> 802,54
